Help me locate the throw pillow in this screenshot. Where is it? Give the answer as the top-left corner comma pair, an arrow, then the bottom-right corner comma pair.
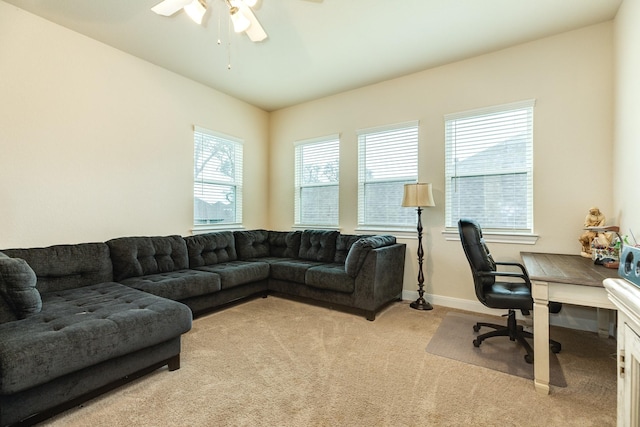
344,235 -> 396,277
0,252 -> 42,321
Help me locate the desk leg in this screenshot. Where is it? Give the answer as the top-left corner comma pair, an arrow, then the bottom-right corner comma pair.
532,280 -> 551,395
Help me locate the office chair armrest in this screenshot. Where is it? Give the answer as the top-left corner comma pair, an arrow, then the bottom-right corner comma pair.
494,261 -> 528,275
478,270 -> 530,283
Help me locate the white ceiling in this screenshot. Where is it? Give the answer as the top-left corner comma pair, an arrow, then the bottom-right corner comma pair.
3,0 -> 622,111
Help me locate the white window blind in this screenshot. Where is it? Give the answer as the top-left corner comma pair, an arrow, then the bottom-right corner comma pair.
444,100 -> 534,232
357,122 -> 419,228
193,126 -> 243,226
294,135 -> 340,226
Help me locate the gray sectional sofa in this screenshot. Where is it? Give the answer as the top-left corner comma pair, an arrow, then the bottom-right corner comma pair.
0,229 -> 405,426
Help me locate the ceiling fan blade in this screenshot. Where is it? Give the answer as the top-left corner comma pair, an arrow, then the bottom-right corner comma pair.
236,3 -> 267,42
245,20 -> 267,42
151,0 -> 193,16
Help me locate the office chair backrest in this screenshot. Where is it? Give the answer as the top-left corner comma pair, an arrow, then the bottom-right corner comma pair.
458,219 -> 497,301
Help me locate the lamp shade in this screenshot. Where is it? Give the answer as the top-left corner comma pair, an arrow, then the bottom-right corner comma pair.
402,183 -> 435,208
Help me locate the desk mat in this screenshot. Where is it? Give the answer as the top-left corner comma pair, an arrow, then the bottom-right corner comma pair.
426,312 -> 567,387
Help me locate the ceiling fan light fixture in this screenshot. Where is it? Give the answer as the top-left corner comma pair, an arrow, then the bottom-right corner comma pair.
229,7 -> 251,33
184,0 -> 206,24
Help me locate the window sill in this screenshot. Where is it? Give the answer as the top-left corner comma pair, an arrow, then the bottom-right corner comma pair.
292,225 -> 341,231
191,224 -> 245,235
355,226 -> 416,236
442,229 -> 539,245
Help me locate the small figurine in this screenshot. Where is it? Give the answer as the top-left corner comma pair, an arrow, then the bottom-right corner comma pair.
578,207 -> 609,258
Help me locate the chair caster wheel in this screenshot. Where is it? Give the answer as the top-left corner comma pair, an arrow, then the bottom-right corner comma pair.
473,339 -> 481,348
524,354 -> 533,364
473,324 -> 481,332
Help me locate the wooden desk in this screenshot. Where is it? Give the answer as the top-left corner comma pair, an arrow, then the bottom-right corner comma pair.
520,252 -> 619,395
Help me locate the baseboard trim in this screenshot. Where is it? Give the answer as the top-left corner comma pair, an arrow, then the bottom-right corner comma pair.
402,290 -> 609,334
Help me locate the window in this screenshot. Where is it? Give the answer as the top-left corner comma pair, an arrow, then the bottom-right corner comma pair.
294,135 -> 340,226
444,100 -> 534,232
357,122 -> 419,229
193,126 -> 243,226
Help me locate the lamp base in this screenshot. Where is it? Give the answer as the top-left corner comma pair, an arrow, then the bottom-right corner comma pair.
410,298 -> 433,311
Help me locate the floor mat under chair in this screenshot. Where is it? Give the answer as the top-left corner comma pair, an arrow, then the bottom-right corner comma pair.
426,311 -> 567,387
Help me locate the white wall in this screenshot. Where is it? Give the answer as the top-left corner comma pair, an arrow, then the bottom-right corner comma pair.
614,0 -> 640,237
0,2 -> 270,248
270,23 -> 615,312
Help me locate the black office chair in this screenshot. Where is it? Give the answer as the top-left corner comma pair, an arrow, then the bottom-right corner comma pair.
458,218 -> 561,364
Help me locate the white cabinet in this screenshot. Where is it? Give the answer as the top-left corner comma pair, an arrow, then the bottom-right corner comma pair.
604,278 -> 640,427
622,323 -> 640,425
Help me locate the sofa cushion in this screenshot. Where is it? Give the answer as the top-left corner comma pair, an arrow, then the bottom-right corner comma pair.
270,259 -> 324,283
195,261 -> 270,289
119,269 -> 221,301
298,230 -> 339,262
268,231 -> 302,258
305,264 -> 355,293
0,282 -> 192,394
235,230 -> 270,260
344,235 -> 397,278
0,252 -> 41,323
2,243 -> 113,293
107,236 -> 189,282
184,232 -> 237,268
334,234 -> 364,264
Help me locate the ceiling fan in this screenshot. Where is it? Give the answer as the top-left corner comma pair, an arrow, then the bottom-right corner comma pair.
151,0 -> 267,42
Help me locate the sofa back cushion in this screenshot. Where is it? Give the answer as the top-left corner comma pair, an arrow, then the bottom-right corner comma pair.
107,236 -> 189,282
269,231 -> 301,258
344,235 -> 397,277
235,230 -> 270,260
2,243 -> 113,293
298,230 -> 339,262
334,234 -> 363,264
184,232 -> 237,268
0,252 -> 41,323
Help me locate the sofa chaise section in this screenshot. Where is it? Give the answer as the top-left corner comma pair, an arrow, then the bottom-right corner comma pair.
0,244 -> 192,427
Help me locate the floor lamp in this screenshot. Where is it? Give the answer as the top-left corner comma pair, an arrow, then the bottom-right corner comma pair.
402,183 -> 435,311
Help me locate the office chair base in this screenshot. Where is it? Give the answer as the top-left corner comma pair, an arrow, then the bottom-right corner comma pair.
472,310 -> 561,364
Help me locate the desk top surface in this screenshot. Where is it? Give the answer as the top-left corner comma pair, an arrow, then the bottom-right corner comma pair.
521,252 -> 619,287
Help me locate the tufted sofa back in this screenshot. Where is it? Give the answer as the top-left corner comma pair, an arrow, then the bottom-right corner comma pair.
268,231 -> 301,258
234,230 -> 302,260
234,229 -> 270,259
184,231 -> 237,268
2,243 -> 113,294
298,230 -> 339,262
106,236 -> 189,282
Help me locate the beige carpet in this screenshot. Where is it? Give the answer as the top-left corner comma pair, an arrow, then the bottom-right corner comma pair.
426,312 -> 567,387
41,297 -> 617,426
